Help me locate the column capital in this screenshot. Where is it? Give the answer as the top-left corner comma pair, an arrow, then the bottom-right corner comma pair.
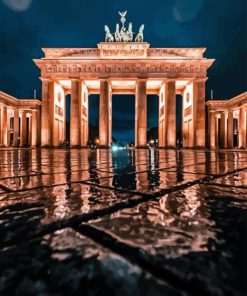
40,77 -> 53,82
193,78 -> 208,83
164,79 -> 176,82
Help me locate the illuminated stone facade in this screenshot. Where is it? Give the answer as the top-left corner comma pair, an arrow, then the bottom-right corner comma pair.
33,42 -> 214,148
0,91 -> 41,147
206,92 -> 247,149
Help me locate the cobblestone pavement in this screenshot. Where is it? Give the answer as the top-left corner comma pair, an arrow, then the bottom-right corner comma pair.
0,148 -> 246,296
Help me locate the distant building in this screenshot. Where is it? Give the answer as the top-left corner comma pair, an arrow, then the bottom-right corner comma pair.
206,91 -> 247,149
0,91 -> 41,147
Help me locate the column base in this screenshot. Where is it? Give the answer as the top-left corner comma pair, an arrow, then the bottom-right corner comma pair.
98,145 -> 111,149
135,145 -> 148,149
193,146 -> 206,150
163,146 -> 177,149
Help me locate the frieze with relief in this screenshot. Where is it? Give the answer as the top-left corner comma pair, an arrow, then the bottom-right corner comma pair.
44,63 -> 209,75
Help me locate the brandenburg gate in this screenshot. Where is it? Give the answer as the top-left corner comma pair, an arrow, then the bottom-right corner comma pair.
34,12 -> 214,148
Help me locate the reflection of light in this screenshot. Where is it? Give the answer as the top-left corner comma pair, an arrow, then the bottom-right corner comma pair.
112,145 -> 119,152
2,0 -> 32,11
112,145 -> 125,152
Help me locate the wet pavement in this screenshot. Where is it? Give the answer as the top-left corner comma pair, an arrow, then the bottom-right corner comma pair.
0,148 -> 246,295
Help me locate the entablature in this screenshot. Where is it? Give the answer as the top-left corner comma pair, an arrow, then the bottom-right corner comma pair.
34,59 -> 214,80
41,44 -> 208,60
206,91 -> 247,111
0,91 -> 41,110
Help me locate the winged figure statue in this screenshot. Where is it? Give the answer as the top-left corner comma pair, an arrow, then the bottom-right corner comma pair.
103,11 -> 145,43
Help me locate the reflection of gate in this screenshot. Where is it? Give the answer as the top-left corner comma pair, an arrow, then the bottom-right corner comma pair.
233,118 -> 238,147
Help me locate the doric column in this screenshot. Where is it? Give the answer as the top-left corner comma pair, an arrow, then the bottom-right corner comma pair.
227,110 -> 234,148
41,79 -> 54,146
80,84 -> 89,147
220,112 -> 227,148
21,111 -> 27,146
37,106 -> 41,146
29,114 -> 32,146
13,109 -> 19,147
193,79 -> 206,147
31,110 -> 37,147
70,79 -> 81,146
210,112 -> 216,148
1,106 -> 7,146
165,80 -> 176,147
99,79 -> 111,147
7,111 -> 11,146
64,91 -> 67,142
158,83 -> 165,147
0,107 -> 1,145
239,107 -> 246,148
135,79 -> 147,147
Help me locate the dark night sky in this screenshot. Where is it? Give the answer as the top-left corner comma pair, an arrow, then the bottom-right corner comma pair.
0,0 -> 246,142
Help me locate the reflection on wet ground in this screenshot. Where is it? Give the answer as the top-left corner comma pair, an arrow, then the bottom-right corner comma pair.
0,148 -> 246,295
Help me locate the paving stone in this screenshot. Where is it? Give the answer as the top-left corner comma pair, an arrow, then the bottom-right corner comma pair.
210,170 -> 247,187
0,228 -> 179,296
0,148 -> 246,296
90,184 -> 247,295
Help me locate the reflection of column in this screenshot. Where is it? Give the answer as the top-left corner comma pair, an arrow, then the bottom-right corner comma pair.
13,110 -> 19,147
193,80 -> 206,147
21,111 -> 27,146
41,79 -> 54,146
220,112 -> 226,148
31,110 -> 37,147
99,79 -> 111,147
70,79 -> 81,146
1,106 -> 7,146
99,149 -> 112,186
165,80 -> 176,147
135,149 -> 148,191
135,79 -> 147,147
210,112 -> 216,148
227,110 -> 233,148
239,107 -> 246,148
